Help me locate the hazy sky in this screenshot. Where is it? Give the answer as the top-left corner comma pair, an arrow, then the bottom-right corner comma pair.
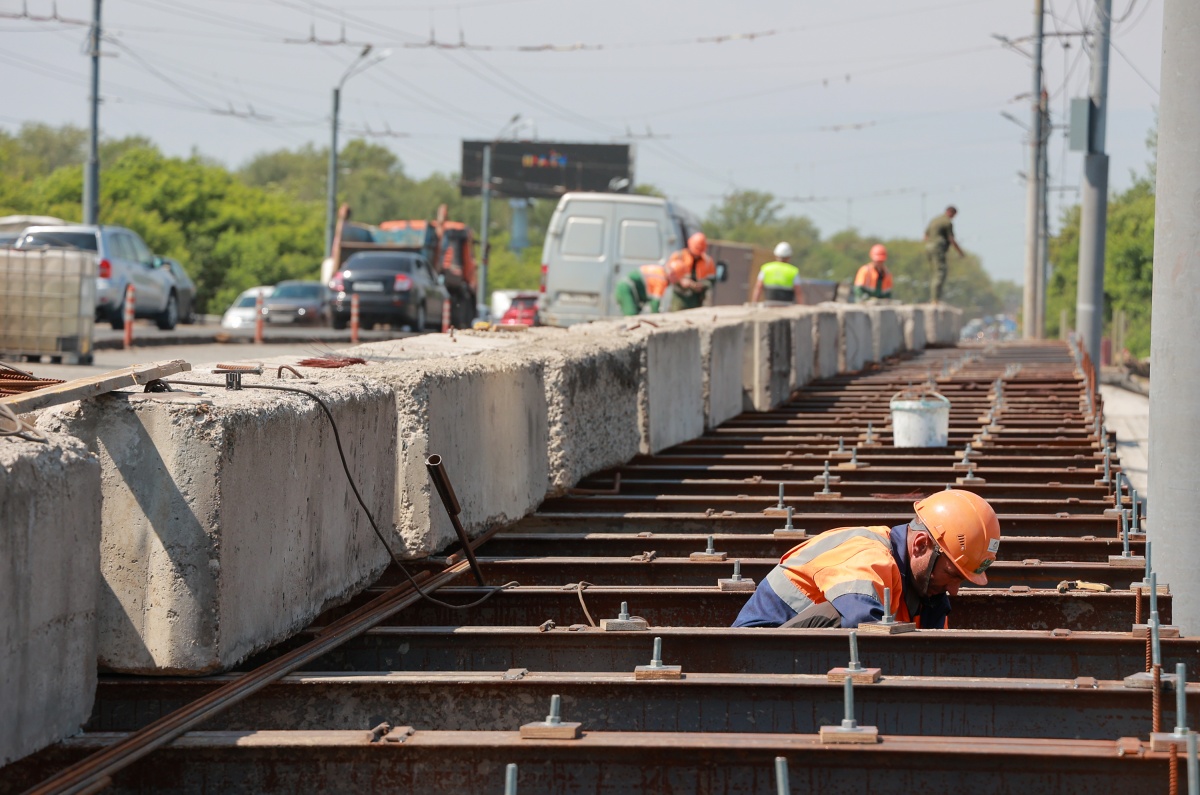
0,0 -> 1163,283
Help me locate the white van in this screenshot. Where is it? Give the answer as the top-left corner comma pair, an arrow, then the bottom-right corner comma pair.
538,192 -> 702,326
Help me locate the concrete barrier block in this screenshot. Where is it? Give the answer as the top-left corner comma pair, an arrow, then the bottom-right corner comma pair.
833,306 -> 874,372
868,307 -> 903,359
38,374 -> 396,674
741,313 -> 792,412
812,310 -> 839,380
896,307 -> 927,352
341,353 -> 550,557
641,325 -> 704,453
1,435 -> 100,765
702,321 -> 749,428
780,307 -> 815,390
518,333 -> 642,494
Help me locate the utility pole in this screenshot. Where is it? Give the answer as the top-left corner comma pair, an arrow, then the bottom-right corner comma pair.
1035,95 -> 1050,338
477,144 -> 492,322
1149,0 -> 1200,634
325,84 -> 340,257
83,0 -> 101,225
1074,0 -> 1112,377
1021,0 -> 1045,338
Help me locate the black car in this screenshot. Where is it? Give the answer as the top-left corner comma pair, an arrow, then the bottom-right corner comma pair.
330,251 -> 448,331
162,258 -> 197,324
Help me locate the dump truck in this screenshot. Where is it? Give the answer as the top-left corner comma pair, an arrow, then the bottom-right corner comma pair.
326,204 -> 478,329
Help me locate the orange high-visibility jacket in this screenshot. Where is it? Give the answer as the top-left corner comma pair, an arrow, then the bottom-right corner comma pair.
639,264 -> 669,298
766,525 -> 911,621
666,248 -> 716,285
854,263 -> 893,295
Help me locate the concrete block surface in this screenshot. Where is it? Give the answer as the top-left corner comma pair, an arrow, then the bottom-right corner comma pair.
834,306 -> 874,372
812,310 -> 840,380
782,308 -> 815,390
868,307 -> 903,359
742,313 -> 792,412
38,373 -> 395,674
1,435 -> 101,765
896,307 -> 927,352
641,325 -> 704,453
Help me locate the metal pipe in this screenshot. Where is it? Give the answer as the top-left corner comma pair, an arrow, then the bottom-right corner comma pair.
841,676 -> 857,729
425,454 -> 486,586
83,0 -> 101,225
1178,663 -> 1189,736
775,757 -> 790,795
505,763 -> 518,795
848,631 -> 863,672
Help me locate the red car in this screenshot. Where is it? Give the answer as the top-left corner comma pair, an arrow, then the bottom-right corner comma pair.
500,293 -> 539,326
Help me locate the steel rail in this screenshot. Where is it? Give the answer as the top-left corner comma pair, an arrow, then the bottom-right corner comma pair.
20,562 -> 469,795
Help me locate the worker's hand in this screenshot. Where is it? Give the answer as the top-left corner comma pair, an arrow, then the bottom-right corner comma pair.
679,277 -> 700,291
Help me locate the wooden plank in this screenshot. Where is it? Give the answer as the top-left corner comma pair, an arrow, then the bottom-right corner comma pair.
0,360 -> 192,415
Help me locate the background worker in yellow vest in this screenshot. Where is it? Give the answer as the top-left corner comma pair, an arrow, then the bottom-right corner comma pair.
750,242 -> 805,304
614,264 -> 669,316
854,244 -> 894,302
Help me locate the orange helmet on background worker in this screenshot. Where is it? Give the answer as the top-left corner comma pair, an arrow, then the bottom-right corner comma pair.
870,244 -> 888,262
687,232 -> 707,257
913,490 -> 1001,585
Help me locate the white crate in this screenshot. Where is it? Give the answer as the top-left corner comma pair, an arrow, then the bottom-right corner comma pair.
0,249 -> 95,364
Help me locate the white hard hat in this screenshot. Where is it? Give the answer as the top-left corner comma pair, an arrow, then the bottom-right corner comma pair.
774,242 -> 793,259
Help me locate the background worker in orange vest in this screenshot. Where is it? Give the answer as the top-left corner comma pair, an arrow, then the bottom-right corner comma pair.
854,244 -> 894,302
666,232 -> 717,311
614,264 -> 670,315
732,490 -> 1001,628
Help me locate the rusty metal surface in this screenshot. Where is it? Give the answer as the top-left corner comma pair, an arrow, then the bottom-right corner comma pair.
0,731 -> 1170,795
241,626 -> 1199,681
7,340 -> 1172,794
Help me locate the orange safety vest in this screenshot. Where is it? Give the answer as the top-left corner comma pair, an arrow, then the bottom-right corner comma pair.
666,248 -> 716,286
639,264 -> 669,298
766,525 -> 914,622
854,263 -> 893,293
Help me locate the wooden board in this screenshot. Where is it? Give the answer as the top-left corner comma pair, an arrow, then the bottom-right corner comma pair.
519,721 -> 582,739
717,578 -> 756,592
600,618 -> 648,632
689,551 -> 728,562
1108,555 -> 1146,568
634,665 -> 683,680
0,360 -> 191,415
826,667 -> 882,684
819,725 -> 880,744
857,621 -> 917,635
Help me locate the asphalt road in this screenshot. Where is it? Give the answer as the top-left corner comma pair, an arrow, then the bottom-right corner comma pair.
90,318 -> 415,349
7,339 -> 394,381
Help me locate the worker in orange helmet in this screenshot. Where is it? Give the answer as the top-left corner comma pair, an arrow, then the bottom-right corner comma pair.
733,489 -> 1001,628
665,232 -> 717,311
854,243 -> 894,302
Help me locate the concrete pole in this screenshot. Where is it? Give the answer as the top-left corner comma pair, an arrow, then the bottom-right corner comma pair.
477,144 -> 492,322
1149,1 -> 1200,635
1075,0 -> 1112,378
1022,0 -> 1045,338
83,0 -> 101,225
1035,98 -> 1050,338
325,86 -> 340,258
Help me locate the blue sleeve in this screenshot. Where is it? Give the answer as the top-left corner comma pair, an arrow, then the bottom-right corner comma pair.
920,595 -> 952,629
830,593 -> 885,628
732,580 -> 797,628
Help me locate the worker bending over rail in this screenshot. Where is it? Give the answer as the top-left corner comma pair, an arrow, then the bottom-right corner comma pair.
614,264 -> 670,316
733,490 -> 1000,628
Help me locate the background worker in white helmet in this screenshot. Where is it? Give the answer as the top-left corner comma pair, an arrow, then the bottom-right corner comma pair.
750,242 -> 805,304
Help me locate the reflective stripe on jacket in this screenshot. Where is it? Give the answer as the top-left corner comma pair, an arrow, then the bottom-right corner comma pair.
767,525 -> 908,624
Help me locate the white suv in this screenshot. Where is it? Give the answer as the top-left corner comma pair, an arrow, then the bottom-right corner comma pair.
16,224 -> 180,329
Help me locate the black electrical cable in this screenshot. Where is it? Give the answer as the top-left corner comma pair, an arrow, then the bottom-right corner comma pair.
167,379 -> 516,610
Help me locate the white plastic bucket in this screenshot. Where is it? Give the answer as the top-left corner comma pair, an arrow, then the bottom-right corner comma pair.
889,389 -> 951,448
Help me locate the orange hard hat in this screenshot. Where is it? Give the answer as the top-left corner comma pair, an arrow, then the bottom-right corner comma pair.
913,489 -> 1001,586
687,232 -> 707,257
870,244 -> 888,262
